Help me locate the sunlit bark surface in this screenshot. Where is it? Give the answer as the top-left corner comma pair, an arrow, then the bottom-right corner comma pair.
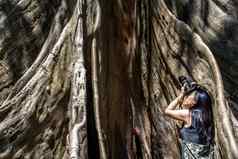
0,0 -> 237,159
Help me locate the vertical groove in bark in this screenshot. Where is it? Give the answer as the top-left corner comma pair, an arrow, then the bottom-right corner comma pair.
130,0 -> 152,158
91,1 -> 106,159
96,0 -> 137,158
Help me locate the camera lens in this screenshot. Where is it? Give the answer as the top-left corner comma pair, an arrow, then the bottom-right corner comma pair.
178,76 -> 198,94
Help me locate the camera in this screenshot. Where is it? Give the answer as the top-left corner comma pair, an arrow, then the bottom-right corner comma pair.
178,76 -> 198,94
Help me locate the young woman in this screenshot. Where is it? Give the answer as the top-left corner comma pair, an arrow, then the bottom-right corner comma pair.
165,86 -> 214,159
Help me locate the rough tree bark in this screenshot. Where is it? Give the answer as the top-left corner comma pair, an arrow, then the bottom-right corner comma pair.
0,0 -> 237,159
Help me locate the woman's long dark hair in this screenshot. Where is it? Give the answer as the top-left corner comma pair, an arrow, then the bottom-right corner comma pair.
195,89 -> 214,144
196,89 -> 211,108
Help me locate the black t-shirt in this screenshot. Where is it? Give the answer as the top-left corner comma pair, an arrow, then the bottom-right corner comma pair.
180,106 -> 213,145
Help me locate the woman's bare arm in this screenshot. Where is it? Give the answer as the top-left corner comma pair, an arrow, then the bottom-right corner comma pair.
164,91 -> 190,122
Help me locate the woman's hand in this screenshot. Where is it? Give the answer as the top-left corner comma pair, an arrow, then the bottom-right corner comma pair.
180,85 -> 186,97
164,88 -> 190,123
164,85 -> 189,122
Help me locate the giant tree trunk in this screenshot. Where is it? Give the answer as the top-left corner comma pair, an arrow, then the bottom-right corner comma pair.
0,0 -> 237,159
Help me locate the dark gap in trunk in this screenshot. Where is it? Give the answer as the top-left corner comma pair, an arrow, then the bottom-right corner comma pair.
84,44 -> 100,158
83,0 -> 100,156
